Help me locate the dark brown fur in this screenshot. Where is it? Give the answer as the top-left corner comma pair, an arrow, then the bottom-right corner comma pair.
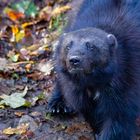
48,0 -> 140,140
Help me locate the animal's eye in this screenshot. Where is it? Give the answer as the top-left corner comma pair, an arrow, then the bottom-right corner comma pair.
90,45 -> 95,50
66,41 -> 73,50
86,42 -> 90,49
86,42 -> 95,50
66,45 -> 71,50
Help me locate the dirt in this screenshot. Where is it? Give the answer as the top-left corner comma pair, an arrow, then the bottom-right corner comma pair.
0,0 -> 139,140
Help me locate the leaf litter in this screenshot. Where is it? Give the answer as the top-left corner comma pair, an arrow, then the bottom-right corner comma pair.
0,0 -> 139,140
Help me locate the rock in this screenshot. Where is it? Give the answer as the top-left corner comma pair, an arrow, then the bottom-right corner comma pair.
18,115 -> 38,132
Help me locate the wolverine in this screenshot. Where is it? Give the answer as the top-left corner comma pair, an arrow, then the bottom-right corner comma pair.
48,0 -> 140,139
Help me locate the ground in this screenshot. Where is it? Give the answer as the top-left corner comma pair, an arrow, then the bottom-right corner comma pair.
0,0 -> 139,140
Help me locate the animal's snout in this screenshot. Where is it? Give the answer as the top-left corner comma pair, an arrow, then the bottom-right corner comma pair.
69,56 -> 81,67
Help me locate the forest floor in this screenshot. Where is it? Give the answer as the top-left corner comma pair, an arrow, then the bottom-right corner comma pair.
0,0 -> 139,140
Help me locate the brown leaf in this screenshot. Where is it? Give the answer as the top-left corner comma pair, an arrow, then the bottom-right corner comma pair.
14,112 -> 25,117
78,136 -> 91,140
25,63 -> 32,71
65,123 -> 92,135
27,72 -> 43,80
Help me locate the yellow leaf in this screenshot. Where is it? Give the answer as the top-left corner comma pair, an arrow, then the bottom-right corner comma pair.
27,44 -> 40,51
3,124 -> 29,135
0,105 -> 5,109
52,5 -> 71,16
11,27 -> 25,42
22,22 -> 34,29
3,127 -> 16,135
39,6 -> 52,21
15,123 -> 29,135
25,63 -> 32,72
15,30 -> 25,42
3,7 -> 11,14
11,25 -> 19,35
49,18 -> 53,29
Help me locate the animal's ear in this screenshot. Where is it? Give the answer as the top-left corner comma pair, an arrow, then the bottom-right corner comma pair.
107,34 -> 118,48
56,33 -> 67,47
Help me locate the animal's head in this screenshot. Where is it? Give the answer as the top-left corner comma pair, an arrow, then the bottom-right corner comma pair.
57,28 -> 118,76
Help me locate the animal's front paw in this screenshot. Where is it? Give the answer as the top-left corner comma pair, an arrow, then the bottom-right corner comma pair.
47,98 -> 74,114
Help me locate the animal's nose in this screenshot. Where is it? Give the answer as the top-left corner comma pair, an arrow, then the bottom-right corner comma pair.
69,56 -> 81,66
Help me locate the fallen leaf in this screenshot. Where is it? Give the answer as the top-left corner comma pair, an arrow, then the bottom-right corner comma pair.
65,123 -> 92,135
27,72 -> 43,80
45,113 -> 54,121
27,44 -> 40,51
52,5 -> 71,16
39,6 -> 52,21
15,123 -> 29,135
3,127 -> 15,135
25,130 -> 34,138
20,48 -> 30,61
22,21 -> 35,28
0,86 -> 28,108
25,63 -> 32,71
3,123 -> 29,135
54,124 -> 67,132
11,25 -> 19,35
7,51 -> 19,62
4,7 -> 25,21
0,58 -> 8,71
30,111 -> 42,117
15,30 -> 25,42
78,135 -> 91,140
14,112 -> 25,117
37,60 -> 54,75
0,105 -> 5,109
31,97 -> 39,106
10,54 -> 19,62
